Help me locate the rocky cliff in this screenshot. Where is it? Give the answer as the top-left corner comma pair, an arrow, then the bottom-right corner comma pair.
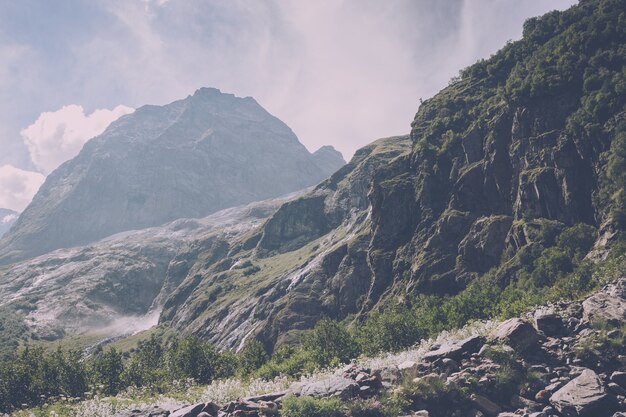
158,0 -> 626,351
0,88 -> 344,265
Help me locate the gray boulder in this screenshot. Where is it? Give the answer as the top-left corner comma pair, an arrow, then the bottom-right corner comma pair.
423,336 -> 484,361
492,318 -> 540,352
291,377 -> 359,399
534,309 -> 565,336
582,290 -> 626,326
549,369 -> 616,416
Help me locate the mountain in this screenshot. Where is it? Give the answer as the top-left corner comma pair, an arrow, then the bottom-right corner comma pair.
0,88 -> 344,265
156,0 -> 626,350
0,209 -> 17,238
0,192 -> 300,346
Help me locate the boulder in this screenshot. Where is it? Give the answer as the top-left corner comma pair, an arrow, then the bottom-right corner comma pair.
291,377 -> 360,399
423,336 -> 484,361
534,309 -> 565,336
611,372 -> 626,389
470,394 -> 502,416
170,403 -> 206,417
492,318 -> 540,352
582,292 -> 626,326
549,369 -> 616,416
113,407 -> 170,417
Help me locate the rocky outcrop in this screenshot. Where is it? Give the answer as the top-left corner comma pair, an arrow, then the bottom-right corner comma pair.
0,88 -> 344,265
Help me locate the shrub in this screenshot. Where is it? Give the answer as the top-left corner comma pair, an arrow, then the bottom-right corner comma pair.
281,395 -> 344,417
304,318 -> 359,368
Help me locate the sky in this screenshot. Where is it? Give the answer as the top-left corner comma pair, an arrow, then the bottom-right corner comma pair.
0,0 -> 578,212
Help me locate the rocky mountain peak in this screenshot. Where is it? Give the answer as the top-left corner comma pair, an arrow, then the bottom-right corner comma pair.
0,88 -> 345,265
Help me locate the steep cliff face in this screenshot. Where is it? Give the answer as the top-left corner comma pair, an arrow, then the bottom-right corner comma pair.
159,0 -> 626,351
0,88 -> 344,265
362,0 -> 626,302
160,136 -> 411,349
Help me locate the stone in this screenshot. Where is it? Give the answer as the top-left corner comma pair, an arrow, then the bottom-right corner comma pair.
534,309 -> 565,336
549,369 -> 616,416
397,361 -> 418,371
292,377 -> 360,399
470,394 -> 502,416
492,318 -> 540,352
582,292 -> 626,325
423,336 -> 484,361
535,389 -> 551,403
441,358 -> 460,373
113,407 -> 170,417
611,372 -> 626,389
170,403 -> 207,417
608,383 -> 626,397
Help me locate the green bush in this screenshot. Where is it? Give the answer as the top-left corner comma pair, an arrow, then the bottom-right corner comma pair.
238,339 -> 269,376
281,395 -> 344,417
304,318 -> 359,368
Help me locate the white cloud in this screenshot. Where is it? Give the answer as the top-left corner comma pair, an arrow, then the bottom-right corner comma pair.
20,104 -> 134,175
2,213 -> 17,224
0,165 -> 45,212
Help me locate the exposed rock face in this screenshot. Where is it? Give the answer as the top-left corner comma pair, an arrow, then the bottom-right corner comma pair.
0,209 -> 17,238
0,88 -> 344,265
159,136 -> 411,348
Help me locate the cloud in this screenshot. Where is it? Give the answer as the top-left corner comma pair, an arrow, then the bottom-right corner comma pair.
20,104 -> 134,175
0,0 -> 578,169
2,213 -> 17,224
0,165 -> 45,212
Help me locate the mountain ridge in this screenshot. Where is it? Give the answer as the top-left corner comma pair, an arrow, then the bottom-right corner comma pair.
0,88 -> 344,265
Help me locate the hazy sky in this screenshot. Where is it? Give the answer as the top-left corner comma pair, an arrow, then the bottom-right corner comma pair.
0,0 -> 577,212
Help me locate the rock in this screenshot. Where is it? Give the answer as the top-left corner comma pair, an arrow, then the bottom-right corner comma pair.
423,336 -> 484,361
398,361 -> 419,371
170,403 -> 206,417
611,372 -> 626,389
492,318 -> 540,352
549,369 -> 616,416
582,291 -> 626,326
470,394 -> 502,416
292,377 -> 360,399
441,358 -> 460,373
113,407 -> 170,417
608,383 -> 626,397
534,309 -> 565,336
535,389 -> 551,403
244,392 -> 287,403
